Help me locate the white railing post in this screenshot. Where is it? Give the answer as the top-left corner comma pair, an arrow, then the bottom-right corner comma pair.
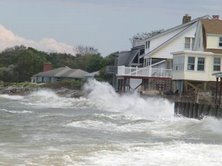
129,66 -> 132,75
136,66 -> 138,76
117,66 -> 172,78
150,66 -> 152,77
117,66 -> 125,75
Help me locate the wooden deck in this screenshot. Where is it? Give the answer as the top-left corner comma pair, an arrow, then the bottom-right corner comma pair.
117,66 -> 172,79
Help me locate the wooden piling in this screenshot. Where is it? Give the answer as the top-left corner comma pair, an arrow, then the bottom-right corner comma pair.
174,101 -> 222,119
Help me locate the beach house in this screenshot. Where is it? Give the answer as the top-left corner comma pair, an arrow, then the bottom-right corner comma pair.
116,14 -> 222,98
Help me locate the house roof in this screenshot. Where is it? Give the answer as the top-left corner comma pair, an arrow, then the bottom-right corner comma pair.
117,46 -> 143,66
117,51 -> 132,66
212,71 -> 222,77
143,15 -> 210,58
33,66 -> 89,79
146,15 -> 210,41
202,18 -> 222,54
202,19 -> 222,34
118,50 -> 139,66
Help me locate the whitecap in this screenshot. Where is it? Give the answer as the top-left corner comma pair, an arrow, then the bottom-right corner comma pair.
0,108 -> 32,114
0,94 -> 24,100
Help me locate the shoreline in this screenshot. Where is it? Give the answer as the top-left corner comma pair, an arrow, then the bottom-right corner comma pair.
0,85 -> 83,98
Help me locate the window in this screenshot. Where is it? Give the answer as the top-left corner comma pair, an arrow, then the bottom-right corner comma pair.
185,37 -> 195,50
197,57 -> 205,71
187,57 -> 195,70
219,37 -> 222,47
173,56 -> 184,71
192,38 -> 195,49
146,41 -> 150,49
185,37 -> 191,49
214,57 -> 221,71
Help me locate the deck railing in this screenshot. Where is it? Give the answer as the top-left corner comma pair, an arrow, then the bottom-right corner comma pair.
117,66 -> 172,78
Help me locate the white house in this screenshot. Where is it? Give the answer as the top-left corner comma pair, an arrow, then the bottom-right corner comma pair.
116,14 -> 222,95
172,15 -> 222,93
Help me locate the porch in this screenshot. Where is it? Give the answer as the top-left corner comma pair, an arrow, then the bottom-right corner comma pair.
117,66 -> 172,78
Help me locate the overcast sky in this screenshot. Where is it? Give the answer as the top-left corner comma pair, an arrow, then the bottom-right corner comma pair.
0,0 -> 222,56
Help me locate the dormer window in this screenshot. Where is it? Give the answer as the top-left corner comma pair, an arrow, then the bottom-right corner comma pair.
219,37 -> 222,47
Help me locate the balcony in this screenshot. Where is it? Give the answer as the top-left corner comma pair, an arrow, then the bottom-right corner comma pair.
117,66 -> 172,78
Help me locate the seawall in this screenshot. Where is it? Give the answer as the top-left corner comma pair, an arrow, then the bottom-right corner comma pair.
174,102 -> 222,119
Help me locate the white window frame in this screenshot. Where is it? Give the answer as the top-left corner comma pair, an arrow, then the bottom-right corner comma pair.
197,57 -> 205,71
213,57 -> 221,71
185,37 -> 195,50
187,56 -> 195,70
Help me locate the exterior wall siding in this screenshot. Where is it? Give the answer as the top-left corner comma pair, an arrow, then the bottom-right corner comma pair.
145,27 -> 187,55
207,35 -> 221,49
193,21 -> 204,51
151,23 -> 197,59
173,51 -> 216,81
132,40 -> 145,48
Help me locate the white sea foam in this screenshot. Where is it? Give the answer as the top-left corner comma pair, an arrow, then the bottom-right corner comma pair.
80,142 -> 222,166
2,81 -> 222,166
0,94 -> 24,100
66,118 -> 186,139
200,117 -> 222,134
84,79 -> 174,120
18,80 -> 174,120
66,120 -> 131,132
22,89 -> 93,108
0,108 -> 32,114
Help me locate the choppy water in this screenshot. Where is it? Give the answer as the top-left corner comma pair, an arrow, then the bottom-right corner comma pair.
1,80 -> 222,165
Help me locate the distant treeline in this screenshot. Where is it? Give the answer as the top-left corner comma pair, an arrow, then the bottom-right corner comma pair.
0,46 -> 115,83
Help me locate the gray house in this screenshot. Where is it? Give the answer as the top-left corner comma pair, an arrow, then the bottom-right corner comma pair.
105,45 -> 145,91
31,66 -> 89,83
117,45 -> 145,67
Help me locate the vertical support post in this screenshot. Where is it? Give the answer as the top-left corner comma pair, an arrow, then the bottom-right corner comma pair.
148,66 -> 150,77
120,79 -> 122,93
215,77 -> 218,105
117,79 -> 120,92
136,66 -> 138,76
123,78 -> 126,92
219,77 -> 222,107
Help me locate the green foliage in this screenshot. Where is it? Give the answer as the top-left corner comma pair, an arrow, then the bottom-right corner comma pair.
0,46 -> 48,82
103,53 -> 116,66
0,45 -> 115,83
86,54 -> 104,72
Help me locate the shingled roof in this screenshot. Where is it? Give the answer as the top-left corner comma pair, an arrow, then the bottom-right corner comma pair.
202,19 -> 222,34
117,45 -> 144,66
202,18 -> 222,54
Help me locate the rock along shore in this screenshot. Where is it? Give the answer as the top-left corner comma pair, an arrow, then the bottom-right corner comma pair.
0,85 -> 83,98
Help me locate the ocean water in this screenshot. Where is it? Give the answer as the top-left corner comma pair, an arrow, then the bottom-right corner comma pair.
1,80 -> 222,165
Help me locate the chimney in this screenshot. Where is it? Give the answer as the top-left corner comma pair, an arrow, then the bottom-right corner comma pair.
182,14 -> 191,24
43,63 -> 52,72
212,15 -> 220,20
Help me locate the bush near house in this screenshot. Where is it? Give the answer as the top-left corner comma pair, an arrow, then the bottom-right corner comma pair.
0,45 -> 115,83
